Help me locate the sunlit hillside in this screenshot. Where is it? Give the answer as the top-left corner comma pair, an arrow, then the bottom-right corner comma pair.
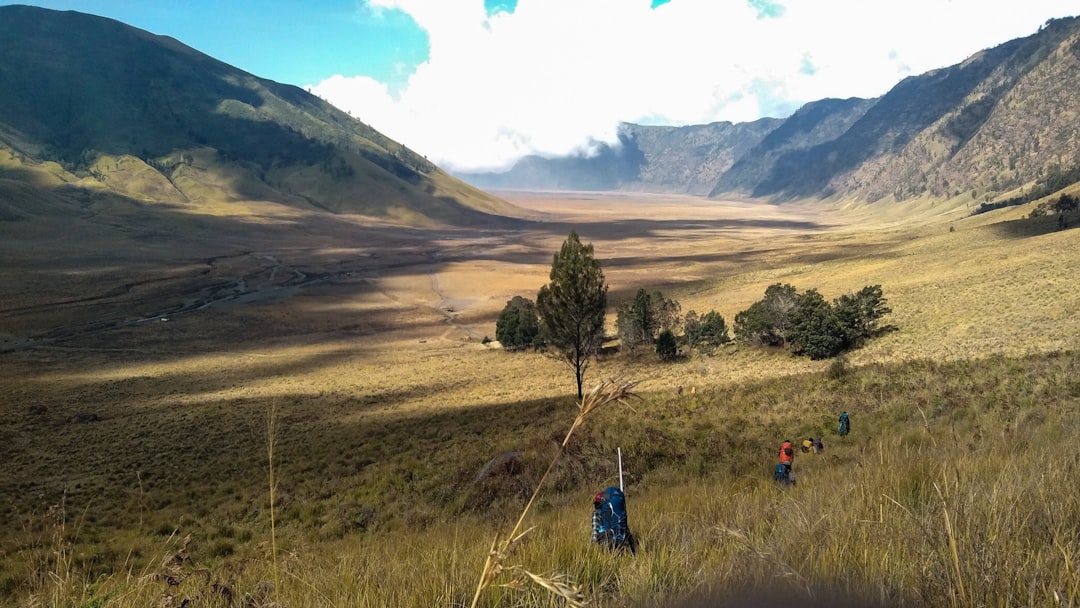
0,5 -> 520,226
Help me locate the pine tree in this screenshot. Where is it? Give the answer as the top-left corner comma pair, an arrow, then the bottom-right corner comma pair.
536,231 -> 608,399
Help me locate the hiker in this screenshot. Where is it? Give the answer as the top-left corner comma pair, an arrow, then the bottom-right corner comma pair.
801,438 -> 813,453
838,411 -> 851,437
778,439 -> 795,482
592,486 -> 637,554
812,436 -> 825,454
773,462 -> 794,486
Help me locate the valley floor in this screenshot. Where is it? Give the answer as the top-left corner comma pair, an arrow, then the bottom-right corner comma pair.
1,190 -> 1078,606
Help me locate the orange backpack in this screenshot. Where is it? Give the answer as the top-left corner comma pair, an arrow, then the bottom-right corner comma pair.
779,441 -> 794,464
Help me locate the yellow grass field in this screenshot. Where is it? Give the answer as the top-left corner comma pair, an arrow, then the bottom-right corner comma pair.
1,190 -> 1078,606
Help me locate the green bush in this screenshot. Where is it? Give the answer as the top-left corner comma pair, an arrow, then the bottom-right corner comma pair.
656,329 -> 678,361
786,289 -> 846,359
735,283 -> 892,359
495,296 -> 540,351
616,289 -> 680,351
733,283 -> 796,346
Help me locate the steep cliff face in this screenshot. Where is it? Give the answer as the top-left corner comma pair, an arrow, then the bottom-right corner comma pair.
458,120 -> 781,195
828,16 -> 1080,202
623,119 -> 782,195
709,97 -> 877,197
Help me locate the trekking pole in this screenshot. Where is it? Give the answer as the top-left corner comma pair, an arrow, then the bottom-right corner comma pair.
618,447 -> 624,491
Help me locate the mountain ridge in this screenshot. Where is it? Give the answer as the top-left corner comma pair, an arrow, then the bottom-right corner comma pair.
0,5 -> 519,226
457,16 -> 1080,205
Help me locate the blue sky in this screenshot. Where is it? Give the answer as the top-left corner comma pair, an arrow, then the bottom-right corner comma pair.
0,1 -> 430,90
2,0 -> 1078,171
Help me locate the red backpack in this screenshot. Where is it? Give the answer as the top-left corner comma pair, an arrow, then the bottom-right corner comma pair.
779,441 -> 794,464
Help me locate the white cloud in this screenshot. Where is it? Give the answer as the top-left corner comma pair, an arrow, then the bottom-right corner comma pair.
309,0 -> 1079,172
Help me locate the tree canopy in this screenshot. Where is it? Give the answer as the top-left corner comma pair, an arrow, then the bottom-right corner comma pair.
833,285 -> 892,348
684,309 -> 730,351
615,289 -> 680,351
495,295 -> 540,351
733,283 -> 797,346
786,289 -> 846,359
734,283 -> 892,358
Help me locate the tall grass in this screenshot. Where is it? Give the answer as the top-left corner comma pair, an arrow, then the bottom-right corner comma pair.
264,401 -> 282,607
470,377 -> 639,607
9,350 -> 1080,606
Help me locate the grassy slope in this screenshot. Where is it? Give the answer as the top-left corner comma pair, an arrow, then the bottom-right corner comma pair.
8,354 -> 1077,607
1,194 -> 1079,606
0,6 -> 521,226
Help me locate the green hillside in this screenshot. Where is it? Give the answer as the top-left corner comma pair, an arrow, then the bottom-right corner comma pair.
0,5 -> 517,225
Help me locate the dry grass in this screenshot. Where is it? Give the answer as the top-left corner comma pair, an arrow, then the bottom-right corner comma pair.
1,189 -> 1078,605
470,377 -> 639,608
18,351 -> 1078,607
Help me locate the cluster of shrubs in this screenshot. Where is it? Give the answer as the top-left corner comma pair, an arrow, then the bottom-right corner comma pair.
1029,192 -> 1079,219
734,283 -> 892,359
494,282 -> 891,361
973,164 -> 1080,216
612,289 -> 731,361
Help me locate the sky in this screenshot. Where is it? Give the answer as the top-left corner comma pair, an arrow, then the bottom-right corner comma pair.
3,1 -> 1079,172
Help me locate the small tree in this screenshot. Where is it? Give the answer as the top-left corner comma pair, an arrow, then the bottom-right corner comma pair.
684,309 -> 729,352
615,289 -> 655,351
495,296 -> 540,351
652,291 -> 682,335
698,310 -> 730,349
733,301 -> 769,345
655,329 -> 678,361
786,289 -> 846,359
1054,193 -> 1079,213
616,289 -> 681,351
733,283 -> 797,346
683,310 -> 702,350
833,285 -> 891,348
536,231 -> 608,400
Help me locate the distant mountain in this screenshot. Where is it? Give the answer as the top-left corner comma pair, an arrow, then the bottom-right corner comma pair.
456,129 -> 647,192
458,119 -> 780,195
708,97 -> 877,197
623,120 -> 782,194
755,16 -> 1080,201
461,16 -> 1080,203
0,5 -> 515,225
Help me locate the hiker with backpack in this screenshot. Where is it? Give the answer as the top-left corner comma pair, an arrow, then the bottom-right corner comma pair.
592,486 -> 637,553
773,462 -> 794,485
838,411 -> 851,437
776,439 -> 795,485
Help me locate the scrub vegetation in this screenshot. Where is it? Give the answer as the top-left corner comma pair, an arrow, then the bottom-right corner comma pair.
2,191 -> 1079,607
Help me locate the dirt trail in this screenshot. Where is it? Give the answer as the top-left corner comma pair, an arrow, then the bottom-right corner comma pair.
429,271 -> 481,341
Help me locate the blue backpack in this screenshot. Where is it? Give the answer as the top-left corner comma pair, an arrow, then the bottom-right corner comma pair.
592,486 -> 637,553
838,412 -> 850,436
773,463 -> 795,486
